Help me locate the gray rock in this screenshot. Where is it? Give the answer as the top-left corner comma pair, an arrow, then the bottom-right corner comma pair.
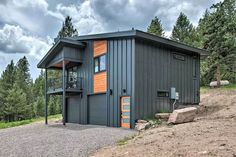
168,107 -> 197,124
137,119 -> 148,123
135,122 -> 151,131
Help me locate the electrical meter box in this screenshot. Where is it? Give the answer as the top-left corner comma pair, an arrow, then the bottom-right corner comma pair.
170,87 -> 179,100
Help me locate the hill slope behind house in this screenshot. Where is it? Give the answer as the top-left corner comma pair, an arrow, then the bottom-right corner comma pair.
92,88 -> 236,157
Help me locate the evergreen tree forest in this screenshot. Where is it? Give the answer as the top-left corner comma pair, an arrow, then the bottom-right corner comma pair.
0,57 -> 62,122
0,16 -> 77,122
147,0 -> 236,86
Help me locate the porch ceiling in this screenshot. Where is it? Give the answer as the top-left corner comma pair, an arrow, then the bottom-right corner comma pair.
48,60 -> 82,69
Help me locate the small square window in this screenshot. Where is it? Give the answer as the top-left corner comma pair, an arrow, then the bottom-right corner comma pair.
123,97 -> 130,103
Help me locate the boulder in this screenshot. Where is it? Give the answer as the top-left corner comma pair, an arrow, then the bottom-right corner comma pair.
155,113 -> 170,120
137,119 -> 148,123
209,80 -> 229,87
168,107 -> 197,124
135,122 -> 151,131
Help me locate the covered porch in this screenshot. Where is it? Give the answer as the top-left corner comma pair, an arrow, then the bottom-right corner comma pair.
37,38 -> 86,125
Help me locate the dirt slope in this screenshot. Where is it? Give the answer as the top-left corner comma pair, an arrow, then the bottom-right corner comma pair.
92,89 -> 236,157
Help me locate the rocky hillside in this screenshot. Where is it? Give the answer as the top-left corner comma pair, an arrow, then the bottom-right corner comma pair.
92,88 -> 236,157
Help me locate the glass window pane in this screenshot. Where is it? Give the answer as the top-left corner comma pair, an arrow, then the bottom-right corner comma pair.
100,55 -> 106,71
123,105 -> 130,110
94,58 -> 99,73
123,112 -> 130,116
122,119 -> 130,123
123,97 -> 130,103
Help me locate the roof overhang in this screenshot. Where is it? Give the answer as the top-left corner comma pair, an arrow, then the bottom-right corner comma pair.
75,30 -> 208,57
37,38 -> 86,68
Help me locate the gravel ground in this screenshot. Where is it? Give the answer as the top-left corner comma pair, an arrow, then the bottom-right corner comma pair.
0,122 -> 136,157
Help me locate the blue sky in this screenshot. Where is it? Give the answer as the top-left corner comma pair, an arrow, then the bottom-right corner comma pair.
0,0 -> 221,80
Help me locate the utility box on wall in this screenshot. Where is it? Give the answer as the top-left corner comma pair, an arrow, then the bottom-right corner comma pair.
170,87 -> 179,100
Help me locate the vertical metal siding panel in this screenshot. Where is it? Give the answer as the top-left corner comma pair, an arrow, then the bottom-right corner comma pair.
117,40 -> 122,126
150,45 -> 154,115
108,40 -> 114,126
131,38 -> 135,128
113,40 -> 118,127
148,44 -> 152,116
197,55 -> 200,103
134,41 -> 140,120
142,42 -> 146,117
127,39 -> 132,94
122,40 -> 127,91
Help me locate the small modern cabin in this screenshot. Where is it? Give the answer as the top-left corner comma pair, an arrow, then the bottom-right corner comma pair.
37,30 -> 208,129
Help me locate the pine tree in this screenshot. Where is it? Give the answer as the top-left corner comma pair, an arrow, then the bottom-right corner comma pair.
171,12 -> 195,46
57,16 -> 78,38
0,60 -> 16,121
14,56 -> 34,118
4,87 -> 27,121
15,56 -> 31,91
147,16 -> 165,36
32,70 -> 45,117
204,0 -> 236,86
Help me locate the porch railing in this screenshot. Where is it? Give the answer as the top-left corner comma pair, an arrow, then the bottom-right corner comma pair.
47,76 -> 83,92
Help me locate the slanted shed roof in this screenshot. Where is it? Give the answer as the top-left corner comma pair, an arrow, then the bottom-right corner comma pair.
38,29 -> 208,69
75,29 -> 208,56
37,38 -> 85,68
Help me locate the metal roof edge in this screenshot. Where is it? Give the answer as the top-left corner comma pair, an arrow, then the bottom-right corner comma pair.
76,30 -> 136,40
135,30 -> 209,56
37,38 -> 85,68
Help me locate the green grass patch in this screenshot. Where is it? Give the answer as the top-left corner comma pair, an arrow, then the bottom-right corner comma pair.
222,84 -> 236,90
117,135 -> 136,146
0,114 -> 62,129
200,84 -> 236,93
144,118 -> 162,127
200,86 -> 209,94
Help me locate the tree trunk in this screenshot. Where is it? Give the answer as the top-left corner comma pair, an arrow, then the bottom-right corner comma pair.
216,65 -> 221,87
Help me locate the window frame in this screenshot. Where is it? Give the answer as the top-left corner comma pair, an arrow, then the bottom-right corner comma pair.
94,54 -> 106,73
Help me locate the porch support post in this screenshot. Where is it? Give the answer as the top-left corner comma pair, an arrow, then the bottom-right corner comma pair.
62,60 -> 66,125
45,69 -> 48,125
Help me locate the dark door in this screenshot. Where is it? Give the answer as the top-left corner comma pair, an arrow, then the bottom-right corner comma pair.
67,96 -> 80,123
88,94 -> 107,125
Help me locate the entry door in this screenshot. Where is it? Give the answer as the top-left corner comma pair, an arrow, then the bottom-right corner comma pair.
121,96 -> 130,128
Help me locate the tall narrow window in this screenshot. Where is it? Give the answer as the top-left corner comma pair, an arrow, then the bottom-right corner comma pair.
94,54 -> 106,73
94,58 -> 99,73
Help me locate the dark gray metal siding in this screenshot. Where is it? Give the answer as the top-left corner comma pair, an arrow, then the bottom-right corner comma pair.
88,94 -> 107,125
46,47 -> 83,67
66,96 -> 81,123
107,38 -> 135,128
134,40 -> 200,120
47,49 -> 63,66
67,41 -> 94,124
63,47 -> 83,61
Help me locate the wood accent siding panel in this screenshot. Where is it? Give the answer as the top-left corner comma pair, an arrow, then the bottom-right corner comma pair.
93,72 -> 107,93
93,40 -> 107,57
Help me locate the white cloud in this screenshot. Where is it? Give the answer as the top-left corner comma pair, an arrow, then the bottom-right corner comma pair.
48,1 -> 105,35
12,0 -> 48,12
0,24 -> 52,59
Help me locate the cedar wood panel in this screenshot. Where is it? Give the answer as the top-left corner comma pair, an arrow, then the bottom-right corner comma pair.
93,40 -> 107,93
